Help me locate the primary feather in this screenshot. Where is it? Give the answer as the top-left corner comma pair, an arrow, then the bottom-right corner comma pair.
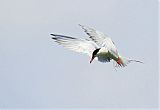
51,34 -> 99,57
79,24 -> 119,58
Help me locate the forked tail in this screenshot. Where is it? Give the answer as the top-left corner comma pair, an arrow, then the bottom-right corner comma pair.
113,55 -> 143,68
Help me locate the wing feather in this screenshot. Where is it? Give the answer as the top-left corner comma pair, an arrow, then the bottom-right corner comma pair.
79,24 -> 119,57
51,34 -> 99,57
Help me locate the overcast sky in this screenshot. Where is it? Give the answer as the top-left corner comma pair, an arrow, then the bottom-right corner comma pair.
0,0 -> 158,109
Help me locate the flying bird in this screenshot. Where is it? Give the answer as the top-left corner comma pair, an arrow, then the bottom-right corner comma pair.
51,24 -> 143,67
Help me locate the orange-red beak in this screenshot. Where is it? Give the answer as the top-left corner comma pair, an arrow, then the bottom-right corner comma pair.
90,56 -> 95,63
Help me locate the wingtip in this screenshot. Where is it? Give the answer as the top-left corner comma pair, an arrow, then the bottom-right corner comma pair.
51,34 -> 59,39
50,34 -> 55,40
78,24 -> 85,28
50,34 -> 55,36
78,24 -> 82,26
52,37 -> 58,40
78,24 -> 88,31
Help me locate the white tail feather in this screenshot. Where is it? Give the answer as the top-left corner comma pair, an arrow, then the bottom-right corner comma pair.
114,56 -> 143,68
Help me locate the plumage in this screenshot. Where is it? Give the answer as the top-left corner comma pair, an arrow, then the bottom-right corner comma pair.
51,34 -> 99,57
79,24 -> 118,58
51,25 -> 143,67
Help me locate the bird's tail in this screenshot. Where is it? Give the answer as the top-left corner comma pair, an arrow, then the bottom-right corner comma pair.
114,55 -> 143,68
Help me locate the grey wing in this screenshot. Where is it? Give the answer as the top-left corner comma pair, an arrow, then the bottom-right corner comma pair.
51,34 -> 99,57
79,24 -> 119,57
79,24 -> 108,46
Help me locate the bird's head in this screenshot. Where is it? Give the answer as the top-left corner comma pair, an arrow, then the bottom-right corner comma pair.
90,48 -> 100,63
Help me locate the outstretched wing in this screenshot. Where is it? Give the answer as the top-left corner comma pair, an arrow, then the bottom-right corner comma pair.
51,34 -> 99,57
79,24 -> 119,57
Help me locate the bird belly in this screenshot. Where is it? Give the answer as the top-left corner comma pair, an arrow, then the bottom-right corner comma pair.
96,52 -> 111,62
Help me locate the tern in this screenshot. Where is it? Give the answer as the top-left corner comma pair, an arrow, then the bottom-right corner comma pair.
51,24 -> 143,67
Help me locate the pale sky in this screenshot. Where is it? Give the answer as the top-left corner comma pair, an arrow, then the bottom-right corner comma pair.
0,0 -> 158,109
